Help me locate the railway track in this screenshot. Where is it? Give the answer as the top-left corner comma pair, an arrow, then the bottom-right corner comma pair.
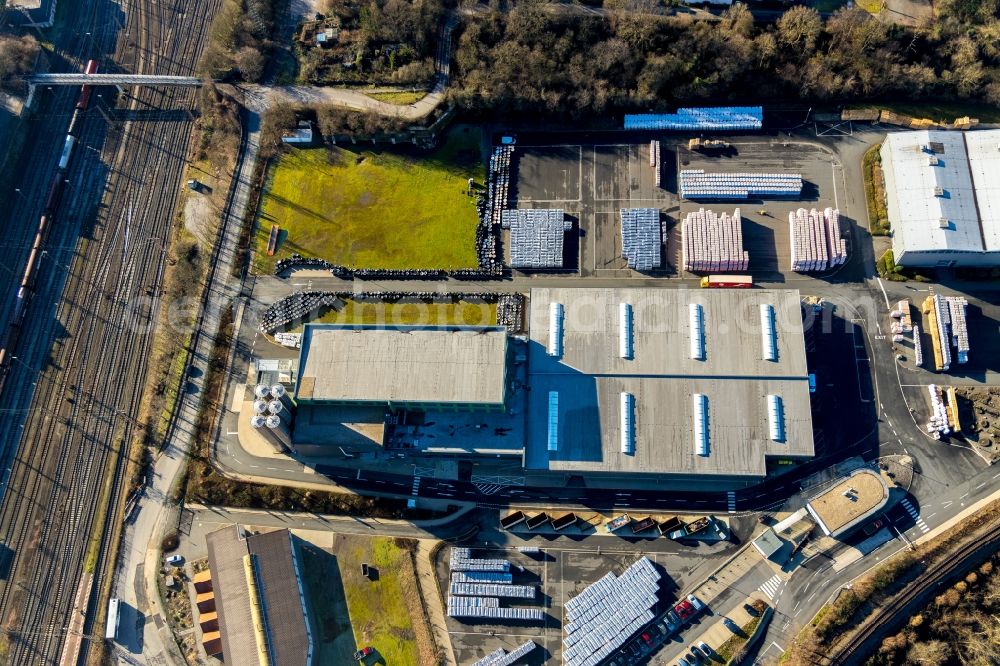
0,0 -> 219,662
829,520 -> 1000,666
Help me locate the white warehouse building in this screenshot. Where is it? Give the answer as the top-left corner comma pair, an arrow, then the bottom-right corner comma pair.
880,129 -> 1000,267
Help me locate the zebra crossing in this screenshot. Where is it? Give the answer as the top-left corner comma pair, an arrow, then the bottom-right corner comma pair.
901,498 -> 929,534
758,574 -> 783,601
411,475 -> 421,496
727,491 -> 736,514
474,483 -> 505,496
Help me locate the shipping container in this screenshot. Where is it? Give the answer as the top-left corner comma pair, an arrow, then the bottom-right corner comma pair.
500,511 -> 527,530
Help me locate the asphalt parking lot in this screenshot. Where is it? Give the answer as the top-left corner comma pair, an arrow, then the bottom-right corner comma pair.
673,140 -> 843,283
440,544 -> 724,665
510,137 -> 849,283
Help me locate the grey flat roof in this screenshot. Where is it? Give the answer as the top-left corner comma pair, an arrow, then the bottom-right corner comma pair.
296,325 -> 508,406
525,288 -> 814,477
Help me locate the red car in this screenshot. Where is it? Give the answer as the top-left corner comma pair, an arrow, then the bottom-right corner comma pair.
641,632 -> 654,646
674,600 -> 696,621
353,647 -> 374,661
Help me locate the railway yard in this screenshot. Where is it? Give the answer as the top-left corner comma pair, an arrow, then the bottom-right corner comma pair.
0,3 -> 998,666
0,0 -> 217,662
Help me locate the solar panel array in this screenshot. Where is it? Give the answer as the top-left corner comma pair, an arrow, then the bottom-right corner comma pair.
503,209 -> 569,268
682,207 -> 749,272
452,571 -> 513,584
620,208 -> 661,270
563,557 -> 661,666
680,170 -> 802,200
625,106 -> 763,130
451,583 -> 536,599
789,207 -> 846,272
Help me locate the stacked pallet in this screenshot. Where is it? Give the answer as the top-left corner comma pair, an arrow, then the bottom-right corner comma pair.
681,207 -> 749,272
680,170 -> 802,199
620,208 -> 661,270
563,557 -> 661,666
913,325 -> 924,367
789,208 -> 847,272
650,140 -> 662,187
946,296 -> 969,363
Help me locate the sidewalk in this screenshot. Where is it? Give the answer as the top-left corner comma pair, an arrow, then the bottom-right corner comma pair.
416,541 -> 457,666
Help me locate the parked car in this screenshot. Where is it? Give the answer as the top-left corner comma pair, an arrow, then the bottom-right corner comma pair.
690,644 -> 706,659
674,600 -> 696,621
676,659 -> 691,666
686,594 -> 706,612
353,647 -> 374,661
666,609 -> 682,626
697,641 -> 712,655
641,632 -> 654,647
723,616 -> 740,632
629,642 -> 642,657
656,619 -> 670,635
165,555 -> 183,566
862,519 -> 885,536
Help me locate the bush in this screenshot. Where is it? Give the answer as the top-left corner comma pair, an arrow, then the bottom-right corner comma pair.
0,34 -> 40,93
161,532 -> 180,552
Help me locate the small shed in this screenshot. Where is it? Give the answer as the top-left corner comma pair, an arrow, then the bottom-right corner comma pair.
281,121 -> 315,145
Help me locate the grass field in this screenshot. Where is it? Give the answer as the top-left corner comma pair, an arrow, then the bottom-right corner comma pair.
337,536 -> 436,665
254,125 -> 483,273
291,298 -> 497,331
366,91 -> 428,105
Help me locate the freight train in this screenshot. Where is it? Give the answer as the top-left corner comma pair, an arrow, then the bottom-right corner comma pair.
0,59 -> 98,395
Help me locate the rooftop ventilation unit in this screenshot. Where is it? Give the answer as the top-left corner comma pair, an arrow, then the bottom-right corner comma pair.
689,303 -> 705,360
547,392 -> 559,452
619,303 -> 633,360
693,393 -> 709,457
767,394 -> 785,442
760,304 -> 778,361
938,217 -> 950,229
934,186 -> 945,197
548,302 -> 564,357
620,392 -> 635,455
928,156 -> 940,166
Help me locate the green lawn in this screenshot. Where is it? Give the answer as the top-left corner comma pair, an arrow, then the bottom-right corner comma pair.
290,298 -> 497,331
338,536 -> 434,665
255,126 -> 483,273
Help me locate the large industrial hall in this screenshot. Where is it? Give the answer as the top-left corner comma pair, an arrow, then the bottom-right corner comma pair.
524,287 -> 816,479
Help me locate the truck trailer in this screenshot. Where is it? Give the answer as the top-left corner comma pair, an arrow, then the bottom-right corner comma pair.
700,275 -> 753,288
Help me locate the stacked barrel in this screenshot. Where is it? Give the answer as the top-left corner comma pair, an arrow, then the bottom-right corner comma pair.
681,208 -> 749,272
789,207 -> 846,272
